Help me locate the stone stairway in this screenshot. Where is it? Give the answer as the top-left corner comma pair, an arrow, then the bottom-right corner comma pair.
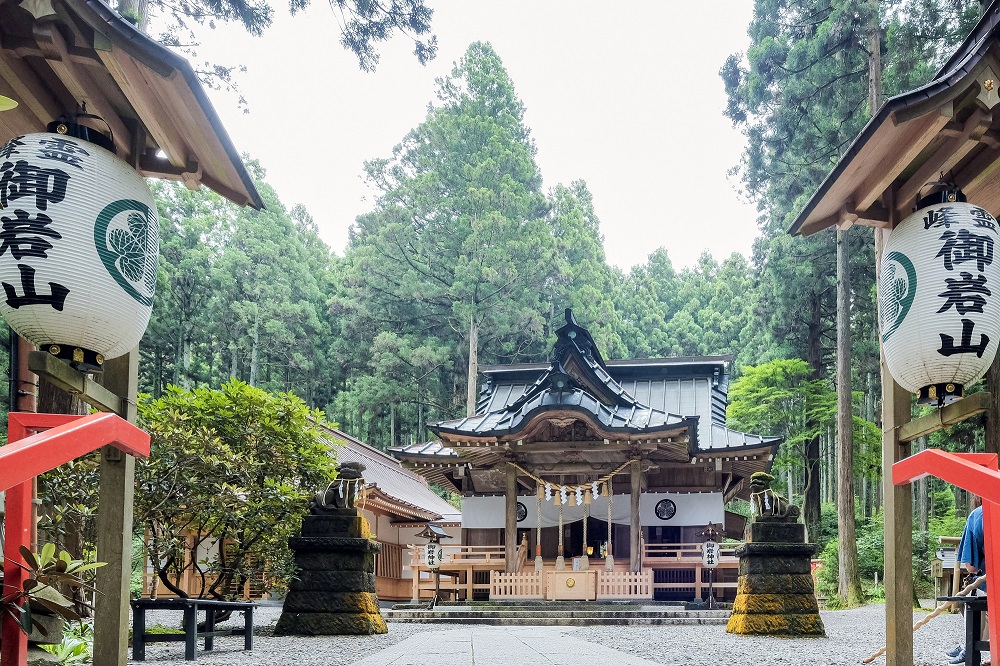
384,601 -> 731,626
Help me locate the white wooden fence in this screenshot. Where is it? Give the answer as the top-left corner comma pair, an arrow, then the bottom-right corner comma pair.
597,570 -> 653,599
490,571 -> 544,599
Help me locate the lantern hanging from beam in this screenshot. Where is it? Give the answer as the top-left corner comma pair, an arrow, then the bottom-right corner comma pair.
0,129 -> 158,370
879,188 -> 1000,405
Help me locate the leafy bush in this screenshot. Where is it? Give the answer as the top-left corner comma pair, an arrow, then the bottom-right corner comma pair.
41,622 -> 93,664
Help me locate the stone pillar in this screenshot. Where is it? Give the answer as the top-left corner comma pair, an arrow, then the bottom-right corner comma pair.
726,521 -> 825,636
275,490 -> 386,635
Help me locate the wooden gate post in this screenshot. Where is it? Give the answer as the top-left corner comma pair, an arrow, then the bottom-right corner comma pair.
92,349 -> 139,666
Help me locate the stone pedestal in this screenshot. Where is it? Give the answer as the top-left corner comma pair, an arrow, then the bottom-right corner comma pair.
274,509 -> 387,635
726,522 -> 825,636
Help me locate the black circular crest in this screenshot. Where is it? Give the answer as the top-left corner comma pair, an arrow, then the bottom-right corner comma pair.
655,499 -> 677,521
516,501 -> 528,522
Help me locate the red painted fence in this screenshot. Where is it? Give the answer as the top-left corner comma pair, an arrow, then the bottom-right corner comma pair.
1,412 -> 149,666
893,449 -> 1000,666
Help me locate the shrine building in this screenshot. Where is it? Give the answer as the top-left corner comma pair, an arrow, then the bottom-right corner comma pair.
391,310 -> 780,602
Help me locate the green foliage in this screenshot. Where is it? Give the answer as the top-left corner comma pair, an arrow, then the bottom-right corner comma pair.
131,534 -> 145,599
818,511 -> 884,598
135,379 -> 337,598
339,41 -> 555,438
727,359 -> 835,505
143,0 -> 436,75
40,621 -> 93,664
816,502 -> 839,553
0,545 -> 105,636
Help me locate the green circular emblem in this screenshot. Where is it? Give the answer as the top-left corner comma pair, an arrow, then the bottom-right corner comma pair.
880,250 -> 916,343
94,199 -> 157,306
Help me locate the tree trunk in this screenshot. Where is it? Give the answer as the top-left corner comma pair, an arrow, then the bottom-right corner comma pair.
115,0 -> 149,31
467,315 -> 479,418
804,289 -> 824,543
836,227 -> 864,606
249,307 -> 260,387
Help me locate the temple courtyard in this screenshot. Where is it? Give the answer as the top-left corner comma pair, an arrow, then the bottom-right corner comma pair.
129,603 -> 978,666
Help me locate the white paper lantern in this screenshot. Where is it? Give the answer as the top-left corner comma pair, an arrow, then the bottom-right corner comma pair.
0,132 -> 158,366
879,192 -> 1000,404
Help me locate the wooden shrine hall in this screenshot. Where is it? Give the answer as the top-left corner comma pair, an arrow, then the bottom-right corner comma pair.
391,310 -> 781,602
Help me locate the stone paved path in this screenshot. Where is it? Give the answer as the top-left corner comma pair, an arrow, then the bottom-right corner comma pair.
351,626 -> 659,666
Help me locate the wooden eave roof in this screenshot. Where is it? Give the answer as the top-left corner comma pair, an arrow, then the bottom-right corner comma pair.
789,1 -> 1000,236
0,0 -> 262,208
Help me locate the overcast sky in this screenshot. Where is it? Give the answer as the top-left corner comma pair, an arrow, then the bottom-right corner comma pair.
193,2 -> 760,271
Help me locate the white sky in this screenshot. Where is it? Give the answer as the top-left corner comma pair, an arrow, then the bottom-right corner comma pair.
192,1 -> 760,271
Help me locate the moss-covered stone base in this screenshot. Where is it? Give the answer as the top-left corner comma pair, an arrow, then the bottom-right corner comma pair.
727,532 -> 825,637
726,610 -> 825,636
273,611 -> 387,635
276,507 -> 386,635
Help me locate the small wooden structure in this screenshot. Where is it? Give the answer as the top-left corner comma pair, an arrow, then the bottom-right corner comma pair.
788,4 -> 1000,663
394,310 -> 779,603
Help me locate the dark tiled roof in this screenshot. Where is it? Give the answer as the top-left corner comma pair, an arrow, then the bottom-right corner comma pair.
428,311 -> 778,469
435,386 -> 695,438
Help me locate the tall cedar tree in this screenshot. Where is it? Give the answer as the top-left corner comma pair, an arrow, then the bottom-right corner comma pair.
342,41 -> 554,431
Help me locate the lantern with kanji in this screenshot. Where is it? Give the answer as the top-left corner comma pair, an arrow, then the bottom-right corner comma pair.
0,130 -> 158,370
878,189 -> 1000,404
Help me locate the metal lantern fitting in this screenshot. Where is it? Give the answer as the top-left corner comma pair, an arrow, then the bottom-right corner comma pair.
0,130 -> 159,371
878,188 -> 1000,405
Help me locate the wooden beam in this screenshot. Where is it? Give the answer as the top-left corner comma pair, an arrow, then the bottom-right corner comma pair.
630,460 -> 641,572
95,49 -> 190,172
0,52 -> 64,127
854,106 -> 954,210
505,463 -> 517,573
31,22 -> 132,158
27,351 -> 121,413
895,108 -> 992,213
527,461 -> 658,474
897,391 -> 992,443
92,349 -> 138,666
954,142 -> 1000,193
513,440 -> 660,453
879,225 -> 913,666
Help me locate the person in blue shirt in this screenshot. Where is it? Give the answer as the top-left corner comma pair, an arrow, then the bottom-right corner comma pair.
946,498 -> 986,664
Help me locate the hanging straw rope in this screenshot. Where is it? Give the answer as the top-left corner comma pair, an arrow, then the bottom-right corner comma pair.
862,574 -> 986,664
510,461 -> 633,500
558,501 -> 564,554
607,476 -> 613,555
536,485 -> 542,557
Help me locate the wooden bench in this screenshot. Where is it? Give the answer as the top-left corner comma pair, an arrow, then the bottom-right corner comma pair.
130,598 -> 255,661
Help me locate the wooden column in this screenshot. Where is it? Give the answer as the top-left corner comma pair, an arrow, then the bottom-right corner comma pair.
986,353 -> 1000,455
92,349 -> 138,666
883,372 -> 912,666
630,460 -> 641,571
505,462 -> 517,572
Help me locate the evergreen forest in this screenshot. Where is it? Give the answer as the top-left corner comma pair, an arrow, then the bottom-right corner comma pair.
3,0 -> 995,605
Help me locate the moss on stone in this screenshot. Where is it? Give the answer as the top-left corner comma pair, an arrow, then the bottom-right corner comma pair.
274,611 -> 387,636
732,592 -> 819,615
726,611 -> 825,636
736,573 -> 816,595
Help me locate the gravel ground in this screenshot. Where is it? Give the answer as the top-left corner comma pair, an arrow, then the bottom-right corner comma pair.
128,602 -> 980,666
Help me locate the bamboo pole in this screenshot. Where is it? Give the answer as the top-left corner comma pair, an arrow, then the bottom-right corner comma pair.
863,575 -> 986,664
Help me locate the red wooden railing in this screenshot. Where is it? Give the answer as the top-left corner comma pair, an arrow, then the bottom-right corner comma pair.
1,412 -> 149,666
893,449 -> 1000,666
